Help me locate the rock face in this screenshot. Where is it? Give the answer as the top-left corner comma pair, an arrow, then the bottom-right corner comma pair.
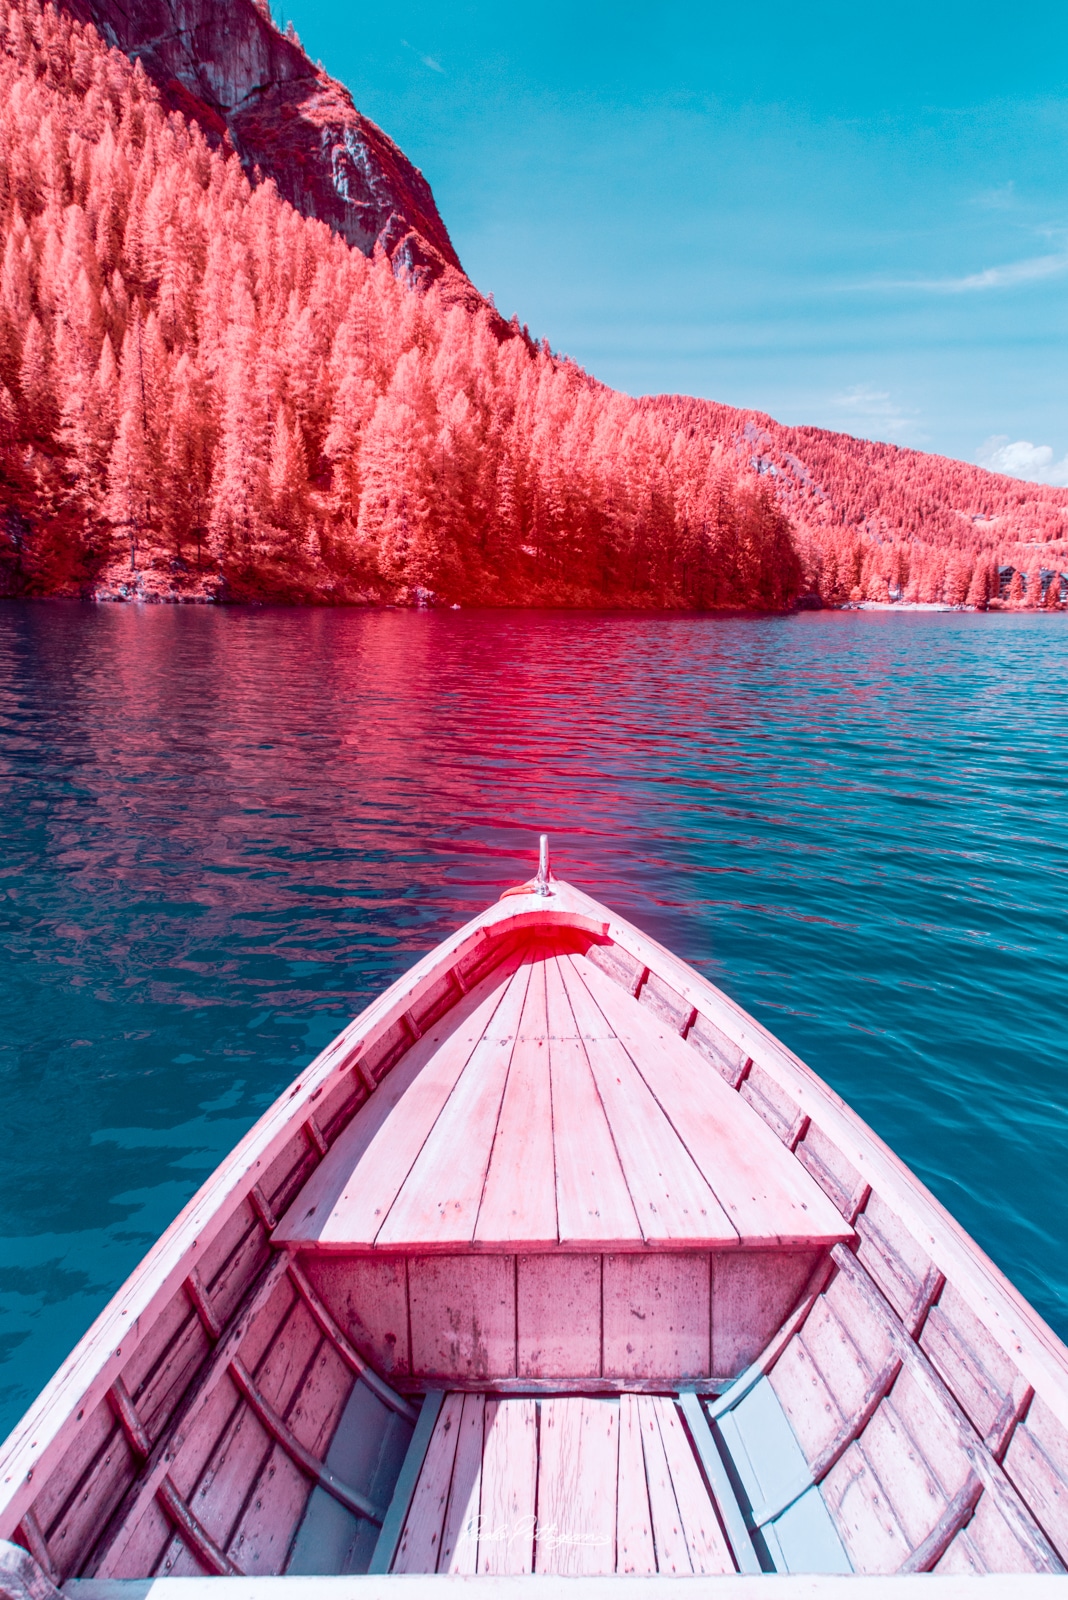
60,0 -> 476,298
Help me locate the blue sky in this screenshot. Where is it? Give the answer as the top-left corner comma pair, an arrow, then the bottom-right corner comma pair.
281,0 -> 1068,477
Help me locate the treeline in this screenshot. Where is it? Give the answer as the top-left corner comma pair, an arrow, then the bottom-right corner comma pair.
0,0 -> 799,608
646,399 -> 1068,606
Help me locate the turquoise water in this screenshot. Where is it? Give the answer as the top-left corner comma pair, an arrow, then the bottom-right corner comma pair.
0,603 -> 1066,1434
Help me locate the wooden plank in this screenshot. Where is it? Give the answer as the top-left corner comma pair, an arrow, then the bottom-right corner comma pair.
854,1394 -> 954,1551
920,1279 -> 1031,1447
535,1398 -> 618,1575
616,1393 -> 656,1575
543,961 -> 641,1247
557,957 -> 735,1246
474,955 -> 558,1245
570,952 -> 849,1247
281,1342 -> 352,1459
478,1399 -> 538,1574
711,1251 -> 819,1379
376,959 -> 531,1247
250,1300 -> 322,1412
224,1444 -> 308,1574
767,1330 -> 847,1467
302,1255 -> 411,1381
369,1390 -> 445,1575
438,1394 -> 486,1574
679,1394 -> 762,1574
1003,1392 -> 1068,1562
820,1440 -> 913,1574
408,1256 -> 515,1380
635,1396 -> 690,1573
602,1254 -> 710,1381
273,953 -> 525,1249
652,1396 -> 734,1574
391,1394 -> 463,1574
516,1255 -> 600,1380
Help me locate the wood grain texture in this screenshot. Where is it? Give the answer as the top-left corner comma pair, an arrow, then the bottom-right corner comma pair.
474,955 -> 558,1245
376,960 -> 531,1248
302,1254 -> 410,1379
535,1398 -> 618,1575
651,1395 -> 734,1574
544,960 -> 641,1248
408,1256 -> 515,1380
558,956 -> 735,1246
274,954 -> 524,1249
516,1255 -> 600,1379
572,952 -> 848,1248
711,1250 -> 820,1378
615,1393 -> 656,1574
438,1394 -> 485,1574
478,1399 -> 537,1575
393,1393 -> 463,1574
636,1396 -> 690,1574
602,1254 -> 710,1381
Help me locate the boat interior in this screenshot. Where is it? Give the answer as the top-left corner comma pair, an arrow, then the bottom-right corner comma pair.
8,913 -> 1068,1583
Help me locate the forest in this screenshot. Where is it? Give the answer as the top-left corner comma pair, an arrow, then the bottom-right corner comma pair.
1,0 -> 1066,610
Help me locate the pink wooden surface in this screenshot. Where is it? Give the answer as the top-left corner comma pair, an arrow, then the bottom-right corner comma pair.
478,1399 -> 538,1575
376,960 -> 531,1247
408,1256 -> 516,1379
274,955 -> 524,1248
394,1392 -> 464,1574
821,1439 -> 912,1573
711,1249 -> 818,1377
557,956 -> 735,1247
636,1396 -> 690,1574
225,1444 -> 308,1574
303,1254 -> 410,1377
616,1393 -> 656,1575
516,1255 -> 601,1379
652,1395 -> 734,1574
474,954 -> 558,1245
438,1394 -> 485,1574
535,1398 -> 618,1575
602,1254 -> 711,1380
543,960 -> 641,1247
572,952 -> 849,1247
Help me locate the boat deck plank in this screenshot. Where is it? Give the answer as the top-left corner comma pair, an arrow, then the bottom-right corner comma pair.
375,960 -> 531,1248
438,1394 -> 485,1574
557,956 -> 737,1247
275,957 -> 524,1249
478,1399 -> 538,1575
277,938 -> 846,1254
616,1393 -> 656,1575
570,952 -> 851,1248
543,964 -> 641,1247
535,1397 -> 618,1575
474,957 -> 557,1245
391,1393 -> 463,1575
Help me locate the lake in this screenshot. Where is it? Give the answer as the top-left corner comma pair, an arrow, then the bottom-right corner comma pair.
0,602 -> 1066,1434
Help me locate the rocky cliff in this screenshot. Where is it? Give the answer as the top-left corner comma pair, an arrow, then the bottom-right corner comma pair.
60,0 -> 480,304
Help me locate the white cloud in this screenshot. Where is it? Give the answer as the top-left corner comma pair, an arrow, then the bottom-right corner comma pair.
862,251 -> 1068,294
977,435 -> 1068,486
831,385 -> 922,443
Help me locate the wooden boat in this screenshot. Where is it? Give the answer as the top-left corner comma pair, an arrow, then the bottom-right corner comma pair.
1,841 -> 1068,1594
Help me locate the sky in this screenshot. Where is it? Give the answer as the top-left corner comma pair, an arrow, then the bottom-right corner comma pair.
279,0 -> 1068,477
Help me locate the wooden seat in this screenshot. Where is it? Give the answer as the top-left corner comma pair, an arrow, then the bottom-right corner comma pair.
274,937 -> 849,1254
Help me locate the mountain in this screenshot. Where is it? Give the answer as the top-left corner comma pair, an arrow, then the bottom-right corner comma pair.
62,0 -> 480,307
0,0 -> 1066,610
